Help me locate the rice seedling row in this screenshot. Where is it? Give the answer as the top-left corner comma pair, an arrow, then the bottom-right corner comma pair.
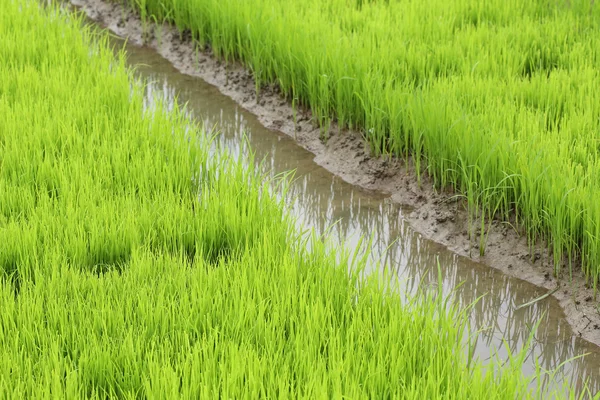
121,0 -> 600,286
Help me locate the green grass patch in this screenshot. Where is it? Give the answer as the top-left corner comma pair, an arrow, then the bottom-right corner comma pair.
0,0 -> 585,397
123,0 -> 600,286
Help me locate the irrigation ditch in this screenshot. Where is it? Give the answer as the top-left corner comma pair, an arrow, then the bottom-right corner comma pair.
71,0 -> 600,392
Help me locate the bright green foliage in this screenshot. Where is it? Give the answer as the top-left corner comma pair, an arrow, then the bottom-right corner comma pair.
0,1 -> 582,398
125,0 -> 600,284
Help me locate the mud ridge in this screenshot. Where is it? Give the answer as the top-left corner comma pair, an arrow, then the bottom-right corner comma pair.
71,0 -> 600,347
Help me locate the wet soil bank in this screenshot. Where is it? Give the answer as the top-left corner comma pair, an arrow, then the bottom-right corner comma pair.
71,0 -> 600,355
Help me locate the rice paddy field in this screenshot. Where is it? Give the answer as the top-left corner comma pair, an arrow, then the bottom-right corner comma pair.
2,0 -> 586,397
0,0 -> 587,397
121,0 -> 600,286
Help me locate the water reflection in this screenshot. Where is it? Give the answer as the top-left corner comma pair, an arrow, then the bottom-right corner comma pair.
122,42 -> 600,395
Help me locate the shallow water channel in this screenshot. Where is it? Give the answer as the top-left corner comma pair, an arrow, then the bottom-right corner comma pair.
106,34 -> 600,394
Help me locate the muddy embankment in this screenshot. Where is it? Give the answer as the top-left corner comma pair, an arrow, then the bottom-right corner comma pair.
71,0 -> 600,348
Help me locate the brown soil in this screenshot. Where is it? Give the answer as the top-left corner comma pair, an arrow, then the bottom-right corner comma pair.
71,0 -> 600,348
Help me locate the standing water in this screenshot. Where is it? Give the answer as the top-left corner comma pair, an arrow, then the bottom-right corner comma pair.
107,33 -> 600,394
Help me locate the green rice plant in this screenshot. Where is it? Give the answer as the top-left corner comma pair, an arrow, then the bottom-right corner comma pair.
122,0 -> 600,285
0,0 -> 589,397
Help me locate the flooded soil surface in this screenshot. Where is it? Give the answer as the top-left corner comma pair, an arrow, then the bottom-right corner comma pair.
71,0 -> 600,394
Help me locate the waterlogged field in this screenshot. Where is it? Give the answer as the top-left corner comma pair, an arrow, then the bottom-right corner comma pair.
0,0 -> 584,398
125,0 -> 600,285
